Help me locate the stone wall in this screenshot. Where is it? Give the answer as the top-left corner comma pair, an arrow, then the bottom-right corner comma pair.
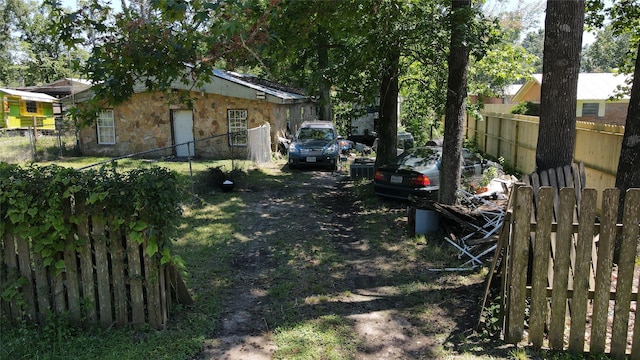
79,90 -> 315,159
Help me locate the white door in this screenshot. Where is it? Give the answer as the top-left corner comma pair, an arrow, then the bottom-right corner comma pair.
173,110 -> 194,157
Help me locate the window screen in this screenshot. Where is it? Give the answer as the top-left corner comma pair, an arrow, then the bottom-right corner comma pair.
228,109 -> 248,146
97,110 -> 116,144
25,101 -> 37,113
582,103 -> 599,117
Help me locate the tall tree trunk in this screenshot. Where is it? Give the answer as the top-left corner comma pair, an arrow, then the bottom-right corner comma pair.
439,0 -> 470,205
535,0 -> 585,171
317,29 -> 332,121
615,41 -> 640,218
375,50 -> 400,168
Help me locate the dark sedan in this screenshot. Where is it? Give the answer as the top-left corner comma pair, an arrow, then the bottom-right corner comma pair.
373,146 -> 482,200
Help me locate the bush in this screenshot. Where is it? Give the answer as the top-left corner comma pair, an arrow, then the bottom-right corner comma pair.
510,101 -> 540,116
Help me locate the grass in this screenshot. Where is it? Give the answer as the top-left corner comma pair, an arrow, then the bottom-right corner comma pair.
0,132 -> 79,163
0,156 -> 272,359
0,156 -> 608,359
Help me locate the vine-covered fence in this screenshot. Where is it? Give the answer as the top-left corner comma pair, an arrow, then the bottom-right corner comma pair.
0,163 -> 192,329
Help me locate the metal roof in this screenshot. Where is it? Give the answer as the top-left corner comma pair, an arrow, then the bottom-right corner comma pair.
213,69 -> 308,101
1,88 -> 59,103
529,73 -> 630,100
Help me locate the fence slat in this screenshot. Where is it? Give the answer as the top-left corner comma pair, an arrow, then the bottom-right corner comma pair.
159,265 -> 168,329
549,188 -> 576,350
62,198 -> 81,325
127,236 -> 145,326
16,235 -> 36,321
3,233 -> 19,321
64,239 -> 81,325
0,234 -> 7,317
529,187 -> 554,349
505,186 -> 532,343
611,189 -> 640,359
32,252 -> 50,323
92,215 -> 113,328
590,188 -> 620,353
109,218 -> 127,326
77,210 -> 97,325
144,241 -> 161,328
52,271 -> 66,316
568,188 -> 597,351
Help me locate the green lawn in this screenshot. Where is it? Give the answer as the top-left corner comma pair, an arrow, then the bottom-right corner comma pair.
0,157 -> 602,360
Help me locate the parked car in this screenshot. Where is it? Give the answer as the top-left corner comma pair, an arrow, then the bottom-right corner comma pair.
371,131 -> 415,156
373,146 -> 483,200
288,121 -> 340,170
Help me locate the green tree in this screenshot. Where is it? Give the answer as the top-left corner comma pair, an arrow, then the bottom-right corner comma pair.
0,0 -> 28,86
521,28 -> 544,72
16,0 -> 87,85
581,24 -> 632,72
468,41 -> 537,99
535,0 -> 586,172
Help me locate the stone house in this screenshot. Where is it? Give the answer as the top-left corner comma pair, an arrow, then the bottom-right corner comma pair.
512,73 -> 630,125
66,69 -> 316,158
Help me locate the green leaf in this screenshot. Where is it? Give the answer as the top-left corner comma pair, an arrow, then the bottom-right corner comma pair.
55,259 -> 66,270
129,231 -> 143,244
146,241 -> 158,257
130,220 -> 147,232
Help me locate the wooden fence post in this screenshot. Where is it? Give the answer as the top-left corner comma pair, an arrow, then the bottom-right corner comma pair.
109,217 -> 127,326
590,188 -> 620,354
127,235 -> 145,326
77,205 -> 97,325
611,189 -> 640,359
3,233 -> 19,322
568,188 -> 597,351
529,187 -> 554,349
16,235 -> 36,322
92,215 -> 113,328
548,188 -> 576,350
505,186 -> 532,343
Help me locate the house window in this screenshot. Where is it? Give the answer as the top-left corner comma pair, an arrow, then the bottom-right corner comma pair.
228,109 -> 248,146
97,110 -> 116,145
582,103 -> 599,117
20,100 -> 40,115
25,101 -> 37,113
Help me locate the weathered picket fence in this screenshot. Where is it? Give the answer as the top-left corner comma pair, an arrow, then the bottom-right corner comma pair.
0,211 -> 192,329
498,184 -> 640,357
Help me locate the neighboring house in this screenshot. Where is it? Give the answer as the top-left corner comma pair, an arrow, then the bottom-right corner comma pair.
1,88 -> 58,131
17,78 -> 92,100
65,69 -> 316,158
512,73 -> 630,125
17,78 -> 92,128
469,84 -> 523,105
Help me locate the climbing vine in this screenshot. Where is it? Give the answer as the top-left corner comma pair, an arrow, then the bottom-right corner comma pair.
0,162 -> 184,272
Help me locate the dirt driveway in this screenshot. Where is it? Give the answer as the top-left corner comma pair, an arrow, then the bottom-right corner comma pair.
195,164 -> 513,359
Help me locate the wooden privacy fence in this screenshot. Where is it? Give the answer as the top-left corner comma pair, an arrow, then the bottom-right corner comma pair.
499,184 -> 640,357
0,212 -> 193,329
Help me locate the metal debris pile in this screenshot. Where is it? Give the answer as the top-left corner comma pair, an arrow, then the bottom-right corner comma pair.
413,176 -> 516,271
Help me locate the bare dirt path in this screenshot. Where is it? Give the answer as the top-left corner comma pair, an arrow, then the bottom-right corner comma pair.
196,165 -> 508,359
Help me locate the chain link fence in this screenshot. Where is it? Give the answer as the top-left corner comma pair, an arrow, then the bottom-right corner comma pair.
0,126 -> 80,163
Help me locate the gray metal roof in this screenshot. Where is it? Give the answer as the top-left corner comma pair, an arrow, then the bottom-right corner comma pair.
1,88 -> 58,103
212,69 -> 308,101
530,73 -> 630,100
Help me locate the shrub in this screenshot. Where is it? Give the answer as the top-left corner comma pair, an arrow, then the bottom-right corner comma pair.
510,101 -> 540,116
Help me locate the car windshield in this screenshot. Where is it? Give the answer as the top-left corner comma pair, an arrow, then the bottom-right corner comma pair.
395,147 -> 441,170
297,128 -> 334,141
